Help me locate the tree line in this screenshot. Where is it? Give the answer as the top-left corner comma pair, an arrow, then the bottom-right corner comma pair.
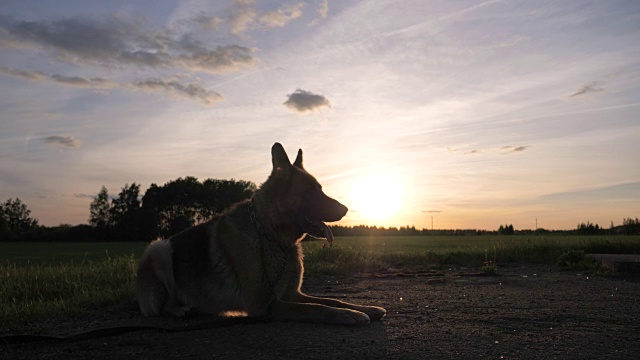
1,182 -> 640,241
0,177 -> 256,242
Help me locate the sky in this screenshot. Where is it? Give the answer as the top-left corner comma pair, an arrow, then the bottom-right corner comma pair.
1,0 -> 639,231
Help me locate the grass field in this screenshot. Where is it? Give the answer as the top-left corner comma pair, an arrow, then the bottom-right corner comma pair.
2,235 -> 639,331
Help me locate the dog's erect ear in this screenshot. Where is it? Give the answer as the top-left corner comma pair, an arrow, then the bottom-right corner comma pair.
271,142 -> 292,176
293,149 -> 303,169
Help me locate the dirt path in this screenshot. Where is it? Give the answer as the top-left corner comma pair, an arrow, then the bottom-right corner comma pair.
3,265 -> 640,359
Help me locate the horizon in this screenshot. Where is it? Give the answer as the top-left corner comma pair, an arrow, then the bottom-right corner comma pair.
1,1 -> 639,231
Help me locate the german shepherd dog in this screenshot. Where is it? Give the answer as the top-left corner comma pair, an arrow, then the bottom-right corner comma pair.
135,143 -> 386,325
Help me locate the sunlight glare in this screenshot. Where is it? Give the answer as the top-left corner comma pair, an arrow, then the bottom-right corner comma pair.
350,174 -> 404,223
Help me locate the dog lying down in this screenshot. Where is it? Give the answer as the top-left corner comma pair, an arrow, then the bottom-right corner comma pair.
135,143 -> 386,325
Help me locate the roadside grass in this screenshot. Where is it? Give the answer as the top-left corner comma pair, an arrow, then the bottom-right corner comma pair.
1,256 -> 137,332
1,235 -> 639,331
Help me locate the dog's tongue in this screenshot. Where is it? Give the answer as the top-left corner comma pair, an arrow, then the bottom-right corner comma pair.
316,220 -> 334,246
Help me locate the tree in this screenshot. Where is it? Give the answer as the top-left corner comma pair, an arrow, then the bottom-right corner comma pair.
110,183 -> 142,241
0,210 -> 11,240
110,183 -> 141,224
576,221 -> 601,235
89,186 -> 111,228
140,177 -> 256,239
622,217 -> 640,235
498,224 -> 514,235
1,198 -> 39,236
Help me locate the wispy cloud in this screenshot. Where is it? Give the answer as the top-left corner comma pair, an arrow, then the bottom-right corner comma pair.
283,89 -> 331,113
0,15 -> 256,74
494,35 -> 526,48
131,79 -> 223,105
450,145 -> 530,155
569,81 -> 605,98
259,3 -> 304,28
465,149 -> 483,155
316,0 -> 329,18
0,65 -> 219,104
0,66 -> 46,80
50,74 -> 113,89
501,145 -> 530,154
539,182 -> 640,202
198,1 -> 307,35
42,135 -> 80,147
1,66 -> 113,89
229,0 -> 258,34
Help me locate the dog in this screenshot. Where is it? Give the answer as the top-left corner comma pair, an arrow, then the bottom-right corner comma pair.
135,143 -> 386,325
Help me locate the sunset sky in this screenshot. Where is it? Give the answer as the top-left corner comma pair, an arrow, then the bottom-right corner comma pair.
1,0 -> 639,231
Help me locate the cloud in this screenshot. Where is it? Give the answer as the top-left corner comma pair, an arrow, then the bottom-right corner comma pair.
1,65 -> 219,104
131,79 -> 223,105
449,145 -> 530,155
0,66 -> 46,80
180,45 -> 256,74
208,1 -> 305,34
317,0 -> 329,18
73,193 -> 95,199
421,210 -> 442,213
259,3 -> 305,28
569,81 -> 604,98
283,89 -> 331,113
1,66 -> 114,89
0,15 -> 256,74
50,74 -> 114,89
308,0 -> 329,27
539,182 -> 640,203
494,35 -> 526,48
501,145 -> 530,154
191,14 -> 224,31
42,135 -> 80,147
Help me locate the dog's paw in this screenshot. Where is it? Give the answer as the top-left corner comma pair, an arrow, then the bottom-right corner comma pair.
327,309 -> 370,326
361,306 -> 386,321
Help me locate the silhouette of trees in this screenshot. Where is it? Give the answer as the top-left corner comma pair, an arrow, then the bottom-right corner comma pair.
0,209 -> 11,240
86,177 -> 257,241
143,177 -> 256,239
576,221 -> 601,235
89,186 -> 111,228
0,198 -> 39,238
498,224 -> 514,235
621,217 -> 640,235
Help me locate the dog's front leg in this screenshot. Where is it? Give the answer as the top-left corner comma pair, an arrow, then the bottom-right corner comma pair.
287,292 -> 387,321
270,299 -> 371,325
302,293 -> 387,321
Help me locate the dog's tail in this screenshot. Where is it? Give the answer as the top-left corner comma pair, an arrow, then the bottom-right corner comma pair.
135,240 -> 174,316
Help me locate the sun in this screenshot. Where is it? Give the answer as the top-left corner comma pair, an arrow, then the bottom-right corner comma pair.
349,174 -> 404,223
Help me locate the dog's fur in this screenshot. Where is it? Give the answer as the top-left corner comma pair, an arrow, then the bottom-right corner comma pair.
135,143 -> 386,325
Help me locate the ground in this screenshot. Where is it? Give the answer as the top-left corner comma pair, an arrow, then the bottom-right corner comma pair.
2,264 -> 640,359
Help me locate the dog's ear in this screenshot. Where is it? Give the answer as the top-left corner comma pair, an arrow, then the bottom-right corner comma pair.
293,149 -> 303,169
271,142 -> 292,176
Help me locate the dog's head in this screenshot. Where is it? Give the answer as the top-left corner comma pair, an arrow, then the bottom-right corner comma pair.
266,142 -> 348,243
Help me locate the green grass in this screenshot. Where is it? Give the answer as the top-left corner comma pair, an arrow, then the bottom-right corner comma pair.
0,242 -> 146,266
303,235 -> 640,275
1,235 -> 639,331
1,255 -> 137,332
